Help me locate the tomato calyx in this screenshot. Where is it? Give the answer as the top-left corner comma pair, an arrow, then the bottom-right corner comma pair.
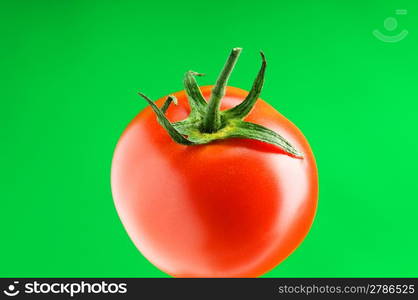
138,48 -> 303,158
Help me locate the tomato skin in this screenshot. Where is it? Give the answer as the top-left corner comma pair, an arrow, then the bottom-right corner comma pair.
111,86 -> 318,277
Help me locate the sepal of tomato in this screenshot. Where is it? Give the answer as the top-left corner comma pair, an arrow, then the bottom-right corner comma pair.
138,48 -> 302,157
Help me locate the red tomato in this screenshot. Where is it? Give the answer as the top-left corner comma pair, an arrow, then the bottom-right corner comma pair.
111,85 -> 318,277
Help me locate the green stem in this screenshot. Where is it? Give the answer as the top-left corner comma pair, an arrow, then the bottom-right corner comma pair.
140,48 -> 303,158
201,47 -> 242,133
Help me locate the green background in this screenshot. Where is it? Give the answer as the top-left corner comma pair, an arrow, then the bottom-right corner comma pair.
1,0 -> 417,277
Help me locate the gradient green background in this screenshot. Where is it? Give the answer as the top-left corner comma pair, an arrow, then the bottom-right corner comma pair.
1,0 -> 417,277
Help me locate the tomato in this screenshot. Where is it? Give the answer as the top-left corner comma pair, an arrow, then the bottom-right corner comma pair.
111,49 -> 318,277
